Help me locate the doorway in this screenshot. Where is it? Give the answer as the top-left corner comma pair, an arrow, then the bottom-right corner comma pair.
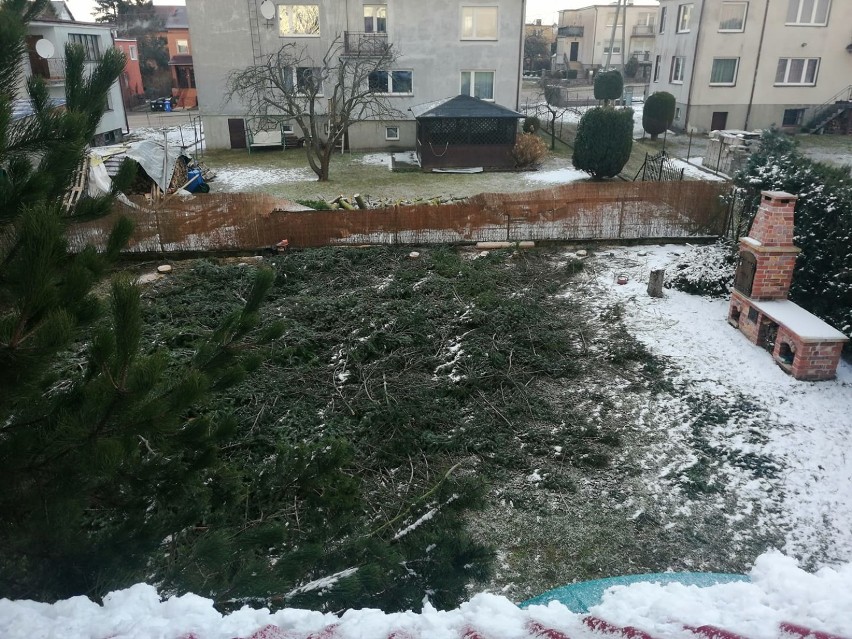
569,42 -> 579,62
228,118 -> 247,149
711,111 -> 728,131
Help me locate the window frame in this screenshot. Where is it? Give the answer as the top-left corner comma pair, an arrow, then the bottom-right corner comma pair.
659,6 -> 667,33
385,126 -> 400,141
368,69 -> 414,96
460,70 -> 496,100
676,4 -> 693,33
774,57 -> 820,86
709,57 -> 739,86
281,65 -> 324,95
363,5 -> 387,34
653,54 -> 661,82
68,33 -> 101,61
670,56 -> 685,83
785,0 -> 831,26
128,44 -> 138,60
278,4 -> 321,37
460,6 -> 499,41
603,43 -> 622,55
675,106 -> 682,120
176,39 -> 189,54
718,1 -> 748,32
782,108 -> 805,126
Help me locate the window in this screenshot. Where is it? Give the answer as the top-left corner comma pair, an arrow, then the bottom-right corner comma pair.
637,11 -> 655,26
710,58 -> 739,85
461,6 -> 498,40
719,2 -> 747,31
677,4 -> 692,32
786,0 -> 830,25
653,54 -> 661,81
282,66 -> 323,93
460,70 -> 495,100
128,44 -> 137,60
659,6 -> 667,32
675,106 -> 682,120
279,5 -> 320,36
68,33 -> 101,61
783,108 -> 805,126
368,70 -> 413,95
282,124 -> 295,134
364,5 -> 387,33
176,39 -> 189,54
670,56 -> 685,83
176,65 -> 195,89
775,58 -> 819,85
385,126 -> 400,141
603,43 -> 622,54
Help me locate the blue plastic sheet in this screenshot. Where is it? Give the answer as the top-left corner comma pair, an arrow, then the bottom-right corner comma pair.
520,573 -> 749,613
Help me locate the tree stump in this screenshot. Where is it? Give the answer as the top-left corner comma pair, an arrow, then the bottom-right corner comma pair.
647,269 -> 665,297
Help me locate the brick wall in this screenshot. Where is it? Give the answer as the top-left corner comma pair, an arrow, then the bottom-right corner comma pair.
745,249 -> 798,300
749,192 -> 796,247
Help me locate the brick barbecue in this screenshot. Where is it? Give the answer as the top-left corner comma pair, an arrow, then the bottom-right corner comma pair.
728,191 -> 848,381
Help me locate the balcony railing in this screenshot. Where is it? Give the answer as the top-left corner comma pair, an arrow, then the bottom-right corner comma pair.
632,24 -> 656,36
558,25 -> 584,37
343,31 -> 389,56
28,57 -> 66,84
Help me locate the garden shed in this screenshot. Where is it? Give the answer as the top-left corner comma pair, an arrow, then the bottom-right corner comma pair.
411,95 -> 523,171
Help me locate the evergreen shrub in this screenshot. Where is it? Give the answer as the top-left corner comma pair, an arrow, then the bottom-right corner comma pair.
523,116 -> 541,133
593,69 -> 623,104
572,107 -> 634,179
643,92 -> 676,140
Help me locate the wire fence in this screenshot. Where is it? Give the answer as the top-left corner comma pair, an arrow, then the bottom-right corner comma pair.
65,181 -> 732,256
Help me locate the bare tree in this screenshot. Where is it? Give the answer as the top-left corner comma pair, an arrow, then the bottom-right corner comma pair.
535,77 -> 580,151
227,35 -> 403,181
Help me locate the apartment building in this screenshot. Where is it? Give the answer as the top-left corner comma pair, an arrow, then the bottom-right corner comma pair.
650,0 -> 852,132
23,2 -> 127,145
554,1 -> 659,79
185,0 -> 526,150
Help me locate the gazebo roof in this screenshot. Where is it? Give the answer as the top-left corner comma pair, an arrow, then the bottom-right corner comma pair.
411,95 -> 524,119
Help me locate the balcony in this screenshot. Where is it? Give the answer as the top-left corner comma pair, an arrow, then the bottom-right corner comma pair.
632,24 -> 656,37
342,31 -> 389,57
558,25 -> 584,37
28,57 -> 66,85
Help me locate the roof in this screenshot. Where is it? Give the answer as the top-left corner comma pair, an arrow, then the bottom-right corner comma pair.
154,5 -> 189,29
50,1 -> 74,20
411,95 -> 523,119
168,54 -> 193,66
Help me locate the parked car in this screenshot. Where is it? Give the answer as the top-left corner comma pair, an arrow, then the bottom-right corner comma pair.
149,96 -> 177,112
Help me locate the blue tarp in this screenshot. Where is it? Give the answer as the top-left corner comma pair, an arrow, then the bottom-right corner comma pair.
520,573 -> 749,613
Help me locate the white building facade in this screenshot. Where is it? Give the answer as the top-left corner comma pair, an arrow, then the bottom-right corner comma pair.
650,0 -> 852,132
24,8 -> 127,145
185,0 -> 527,150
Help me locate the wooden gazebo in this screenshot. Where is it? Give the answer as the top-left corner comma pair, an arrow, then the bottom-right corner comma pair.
411,95 -> 523,171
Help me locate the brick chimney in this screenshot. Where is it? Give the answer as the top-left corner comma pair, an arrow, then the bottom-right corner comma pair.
734,191 -> 800,301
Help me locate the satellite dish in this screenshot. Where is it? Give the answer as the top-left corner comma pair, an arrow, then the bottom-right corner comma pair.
259,0 -> 275,20
35,38 -> 55,59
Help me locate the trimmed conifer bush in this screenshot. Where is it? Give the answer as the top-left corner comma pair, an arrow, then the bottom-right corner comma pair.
643,92 -> 676,140
523,116 -> 541,133
593,69 -> 623,105
572,107 -> 634,179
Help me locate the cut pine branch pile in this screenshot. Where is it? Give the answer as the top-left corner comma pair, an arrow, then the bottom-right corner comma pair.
325,194 -> 470,210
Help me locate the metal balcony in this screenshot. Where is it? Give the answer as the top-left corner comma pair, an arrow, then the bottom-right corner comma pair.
343,31 -> 389,56
28,57 -> 66,84
558,25 -> 584,37
632,24 -> 656,36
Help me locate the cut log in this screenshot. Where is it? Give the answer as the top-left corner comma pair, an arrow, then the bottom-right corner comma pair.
354,194 -> 367,209
647,268 -> 665,298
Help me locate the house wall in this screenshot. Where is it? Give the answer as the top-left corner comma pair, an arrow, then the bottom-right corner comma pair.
186,0 -> 526,150
651,0 -> 852,132
555,3 -> 657,75
115,38 -> 144,97
24,20 -> 127,143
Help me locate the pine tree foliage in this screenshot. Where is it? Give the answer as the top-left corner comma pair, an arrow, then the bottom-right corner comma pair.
572,107 -> 634,179
733,129 -> 852,338
642,92 -> 675,141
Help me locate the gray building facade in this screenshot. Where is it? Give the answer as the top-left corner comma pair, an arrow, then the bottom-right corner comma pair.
185,0 -> 526,150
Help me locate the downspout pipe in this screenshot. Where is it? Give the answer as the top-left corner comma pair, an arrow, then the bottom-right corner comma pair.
744,0 -> 769,130
517,0 -> 527,110
683,0 -> 706,132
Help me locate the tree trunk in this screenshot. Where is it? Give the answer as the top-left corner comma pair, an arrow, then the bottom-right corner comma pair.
650,133 -> 659,141
647,269 -> 665,297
